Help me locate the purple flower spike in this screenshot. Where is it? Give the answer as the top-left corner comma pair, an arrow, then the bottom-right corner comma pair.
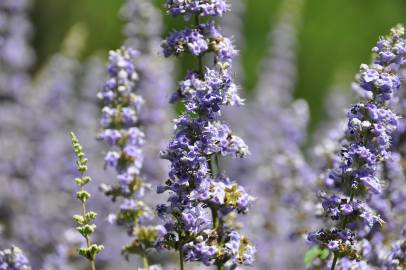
309,25 -> 406,268
157,0 -> 255,268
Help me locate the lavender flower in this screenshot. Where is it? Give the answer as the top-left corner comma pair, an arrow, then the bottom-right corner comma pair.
157,1 -> 255,269
0,246 -> 31,270
165,0 -> 229,19
308,25 -> 406,269
162,22 -> 237,62
351,67 -> 406,268
98,47 -> 165,268
98,47 -> 145,198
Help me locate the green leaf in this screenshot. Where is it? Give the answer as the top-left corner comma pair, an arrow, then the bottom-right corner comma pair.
76,190 -> 91,203
73,214 -> 85,225
76,224 -> 96,237
304,246 -> 330,266
320,248 -> 330,260
85,211 -> 97,222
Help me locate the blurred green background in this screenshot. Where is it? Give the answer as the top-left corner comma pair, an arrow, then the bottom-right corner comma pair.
31,0 -> 406,130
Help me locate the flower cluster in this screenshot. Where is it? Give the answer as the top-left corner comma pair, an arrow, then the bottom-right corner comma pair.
0,246 -> 31,270
353,67 -> 406,268
157,1 -> 255,268
165,0 -> 229,18
98,47 -> 145,197
162,22 -> 237,62
308,25 -> 406,267
98,47 -> 165,266
319,193 -> 383,231
171,64 -> 243,116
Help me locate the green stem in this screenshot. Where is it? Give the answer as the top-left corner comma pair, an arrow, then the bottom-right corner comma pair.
210,154 -> 219,176
179,246 -> 185,270
217,265 -> 225,270
141,253 -> 149,270
212,207 -> 219,230
80,174 -> 96,270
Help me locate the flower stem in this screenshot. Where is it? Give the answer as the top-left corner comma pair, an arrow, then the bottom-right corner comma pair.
330,256 -> 338,270
212,207 -> 219,230
179,245 -> 185,270
141,253 -> 149,270
80,174 -> 96,270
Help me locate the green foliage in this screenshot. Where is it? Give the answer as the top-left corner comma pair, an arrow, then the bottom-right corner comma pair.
122,226 -> 162,256
304,246 -> 330,266
76,224 -> 97,237
78,244 -> 104,261
75,176 -> 91,187
73,212 -> 97,225
76,190 -> 91,203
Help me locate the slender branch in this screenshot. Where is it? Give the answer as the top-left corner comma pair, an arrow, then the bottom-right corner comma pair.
80,172 -> 96,270
212,207 -> 219,230
179,245 -> 185,270
330,256 -> 338,270
141,253 -> 149,270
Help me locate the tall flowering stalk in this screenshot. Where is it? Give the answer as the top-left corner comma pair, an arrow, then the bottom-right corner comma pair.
308,26 -> 406,269
157,1 -> 255,269
70,132 -> 104,270
98,47 -> 164,269
358,68 -> 406,268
